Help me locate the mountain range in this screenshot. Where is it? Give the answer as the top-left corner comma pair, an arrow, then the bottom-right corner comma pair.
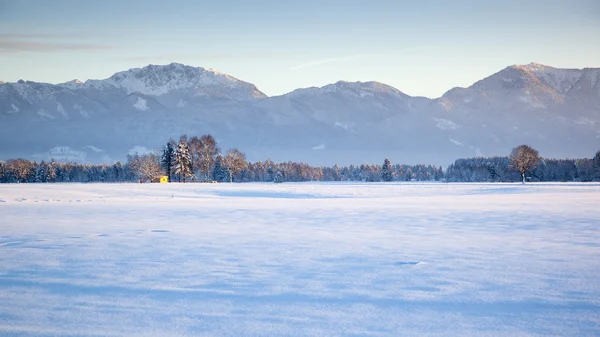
1,62 -> 598,165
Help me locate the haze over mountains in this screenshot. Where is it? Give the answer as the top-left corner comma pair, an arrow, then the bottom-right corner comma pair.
0,62 -> 598,166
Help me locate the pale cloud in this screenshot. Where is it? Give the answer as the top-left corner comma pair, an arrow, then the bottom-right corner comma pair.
0,33 -> 89,39
0,34 -> 111,54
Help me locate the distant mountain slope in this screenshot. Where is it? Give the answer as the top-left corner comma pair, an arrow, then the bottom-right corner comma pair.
433,63 -> 600,162
0,63 -> 598,165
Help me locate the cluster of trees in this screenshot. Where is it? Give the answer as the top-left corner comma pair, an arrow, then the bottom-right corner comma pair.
125,134 -> 445,183
0,159 -> 134,183
447,147 -> 600,182
2,140 -> 599,184
128,134 -> 247,183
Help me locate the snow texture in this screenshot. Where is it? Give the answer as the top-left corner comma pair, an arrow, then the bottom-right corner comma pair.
56,102 -> 69,119
73,104 -> 90,118
515,63 -> 583,94
288,81 -> 408,99
36,109 -> 54,119
176,98 -> 187,108
1,183 -> 599,336
6,104 -> 19,114
48,147 -> 87,162
133,97 -> 149,111
86,146 -> 104,153
434,118 -> 459,130
127,145 -> 153,156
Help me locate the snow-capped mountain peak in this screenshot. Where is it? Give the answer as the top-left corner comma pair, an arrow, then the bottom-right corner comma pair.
509,62 -> 583,94
467,62 -> 586,98
516,62 -> 551,71
81,63 -> 267,99
287,80 -> 408,99
58,79 -> 84,90
1,80 -> 75,104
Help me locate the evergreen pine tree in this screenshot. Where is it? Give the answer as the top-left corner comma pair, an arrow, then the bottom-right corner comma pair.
212,155 -> 228,182
0,161 -> 6,183
332,164 -> 341,181
382,158 -> 393,182
161,139 -> 175,181
173,139 -> 193,182
593,150 -> 600,181
274,170 -> 283,183
35,160 -> 51,183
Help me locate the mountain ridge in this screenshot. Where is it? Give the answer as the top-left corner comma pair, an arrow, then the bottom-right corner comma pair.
3,61 -> 598,100
1,62 -> 599,166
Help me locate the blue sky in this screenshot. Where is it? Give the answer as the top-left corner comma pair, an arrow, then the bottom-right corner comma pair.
0,0 -> 598,97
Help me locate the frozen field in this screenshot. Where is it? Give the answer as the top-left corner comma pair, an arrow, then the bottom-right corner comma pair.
1,182 -> 599,336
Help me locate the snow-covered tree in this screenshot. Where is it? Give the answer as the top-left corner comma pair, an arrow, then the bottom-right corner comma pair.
509,145 -> 541,183
127,152 -> 163,182
0,161 -> 8,183
47,159 -> 57,182
110,161 -> 124,182
381,158 -> 393,182
34,160 -> 50,183
593,150 -> 600,181
190,134 -> 220,182
331,164 -> 341,181
173,139 -> 193,182
222,148 -> 247,183
273,170 -> 283,183
212,155 -> 228,182
7,159 -> 34,183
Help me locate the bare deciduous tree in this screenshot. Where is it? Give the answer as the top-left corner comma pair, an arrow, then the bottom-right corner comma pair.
128,152 -> 163,182
510,145 -> 541,183
222,148 -> 247,183
8,158 -> 34,183
188,136 -> 201,176
190,134 -> 220,182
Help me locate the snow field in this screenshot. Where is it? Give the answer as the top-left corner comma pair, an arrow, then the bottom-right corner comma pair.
1,183 -> 599,336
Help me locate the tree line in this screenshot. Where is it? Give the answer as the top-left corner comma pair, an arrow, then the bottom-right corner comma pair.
1,136 -> 599,183
126,134 -> 445,183
0,159 -> 135,183
446,146 -> 600,182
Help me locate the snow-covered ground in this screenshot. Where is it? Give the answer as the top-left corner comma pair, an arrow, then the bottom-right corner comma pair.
1,182 -> 599,336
